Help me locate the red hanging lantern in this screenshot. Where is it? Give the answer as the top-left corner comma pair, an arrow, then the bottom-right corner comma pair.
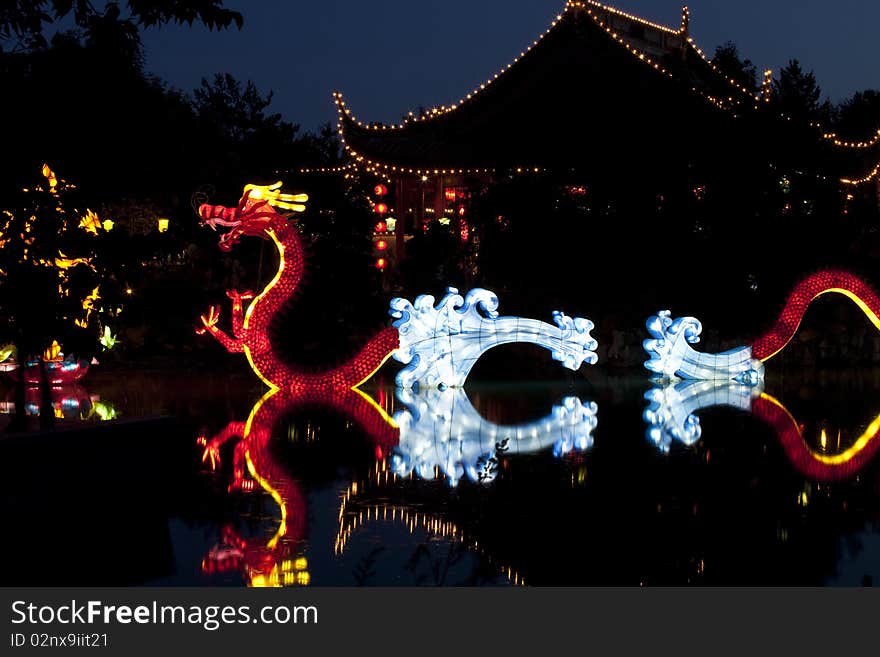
374,202 -> 388,215
374,184 -> 388,197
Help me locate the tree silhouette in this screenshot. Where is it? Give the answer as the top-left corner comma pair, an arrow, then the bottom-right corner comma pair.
711,41 -> 758,93
194,74 -> 294,144
772,59 -> 829,123
0,0 -> 242,51
835,90 -> 880,139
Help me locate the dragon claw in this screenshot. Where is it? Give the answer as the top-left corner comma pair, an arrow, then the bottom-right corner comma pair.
202,443 -> 222,470
196,305 -> 221,335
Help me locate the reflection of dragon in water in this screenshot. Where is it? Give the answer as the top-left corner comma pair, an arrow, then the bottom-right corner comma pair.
644,380 -> 880,482
200,384 -> 597,585
199,386 -> 399,587
752,394 -> 880,482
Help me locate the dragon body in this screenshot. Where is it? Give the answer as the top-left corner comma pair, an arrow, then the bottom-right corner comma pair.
196,188 -> 398,393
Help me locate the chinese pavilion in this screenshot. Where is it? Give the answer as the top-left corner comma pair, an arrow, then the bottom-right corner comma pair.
325,0 -> 880,263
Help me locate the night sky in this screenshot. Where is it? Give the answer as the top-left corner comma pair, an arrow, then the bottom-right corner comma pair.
141,0 -> 880,133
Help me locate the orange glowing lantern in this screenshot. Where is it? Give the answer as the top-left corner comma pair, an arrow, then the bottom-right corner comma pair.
373,203 -> 388,215
374,184 -> 388,197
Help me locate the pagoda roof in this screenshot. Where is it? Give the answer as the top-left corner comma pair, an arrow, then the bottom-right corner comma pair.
333,1 -> 880,187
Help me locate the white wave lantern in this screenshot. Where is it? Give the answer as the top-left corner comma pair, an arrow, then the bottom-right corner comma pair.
389,287 -> 598,390
643,310 -> 764,385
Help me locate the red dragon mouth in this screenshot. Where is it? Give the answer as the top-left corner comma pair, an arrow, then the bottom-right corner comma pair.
197,184 -> 308,252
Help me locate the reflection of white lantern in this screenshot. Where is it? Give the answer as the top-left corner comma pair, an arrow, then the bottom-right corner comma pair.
392,387 -> 598,487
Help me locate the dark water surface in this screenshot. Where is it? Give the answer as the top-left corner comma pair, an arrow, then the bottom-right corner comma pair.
2,365 -> 879,587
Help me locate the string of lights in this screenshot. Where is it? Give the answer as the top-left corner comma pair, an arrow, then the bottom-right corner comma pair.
332,6 -> 569,132
587,0 -> 682,35
297,163 -> 356,175
332,0 -> 752,141
332,0 -> 880,188
821,129 -> 880,150
840,163 -> 880,186
333,0 -> 747,175
337,126 -> 545,177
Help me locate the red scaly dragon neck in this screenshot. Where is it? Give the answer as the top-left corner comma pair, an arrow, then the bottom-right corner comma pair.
199,199 -> 399,392
241,221 -> 304,389
240,221 -> 399,391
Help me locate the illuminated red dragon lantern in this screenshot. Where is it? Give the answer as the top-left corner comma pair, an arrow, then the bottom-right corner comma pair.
645,269 -> 880,482
194,182 -> 400,586
195,182 -> 399,393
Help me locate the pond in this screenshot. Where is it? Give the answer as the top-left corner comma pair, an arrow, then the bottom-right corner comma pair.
1,363 -> 879,587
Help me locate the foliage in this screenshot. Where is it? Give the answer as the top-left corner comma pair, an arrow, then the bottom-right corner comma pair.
194,73 -> 292,144
0,0 -> 242,51
836,90 -> 880,139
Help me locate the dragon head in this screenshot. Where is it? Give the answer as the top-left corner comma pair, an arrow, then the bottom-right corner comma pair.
198,182 -> 308,252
